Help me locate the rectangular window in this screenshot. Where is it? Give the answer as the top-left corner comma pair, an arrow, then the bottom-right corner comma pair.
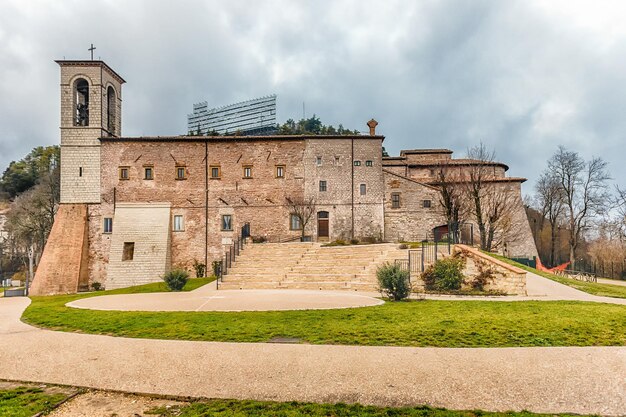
176,166 -> 186,180
144,166 -> 154,180
221,214 -> 233,231
360,184 -> 367,195
119,167 -> 129,180
423,199 -> 432,208
210,165 -> 221,179
173,215 -> 184,231
319,180 -> 327,192
316,156 -> 322,166
334,156 -> 340,164
354,160 -> 361,166
365,160 -> 373,167
290,214 -> 301,230
122,242 -> 134,261
276,165 -> 285,178
243,165 -> 252,179
391,193 -> 401,208
103,217 -> 113,234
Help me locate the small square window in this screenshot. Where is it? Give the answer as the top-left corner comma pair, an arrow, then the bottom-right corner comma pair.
316,156 -> 322,166
122,242 -> 134,261
103,217 -> 113,234
319,180 -> 327,192
423,200 -> 432,208
173,215 -> 184,231
119,167 -> 129,180
334,156 -> 340,164
176,166 -> 186,180
221,214 -> 233,231
144,166 -> 154,180
391,193 -> 401,209
210,165 -> 221,179
243,165 -> 252,179
276,165 -> 285,178
290,214 -> 301,230
365,160 -> 373,167
360,184 -> 367,195
354,160 -> 361,166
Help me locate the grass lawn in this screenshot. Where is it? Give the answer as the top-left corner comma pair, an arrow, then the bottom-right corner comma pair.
485,253 -> 626,299
0,386 -> 68,417
22,279 -> 625,347
146,399 -> 596,417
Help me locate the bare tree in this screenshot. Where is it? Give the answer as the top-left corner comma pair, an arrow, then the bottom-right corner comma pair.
535,170 -> 565,266
462,143 -> 520,252
616,186 -> 626,242
286,196 -> 316,241
548,146 -> 610,264
433,161 -> 464,243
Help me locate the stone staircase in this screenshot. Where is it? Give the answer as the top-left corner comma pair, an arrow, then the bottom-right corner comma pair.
219,242 -> 408,291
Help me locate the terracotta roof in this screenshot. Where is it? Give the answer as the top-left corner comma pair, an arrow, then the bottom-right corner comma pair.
399,149 -> 453,155
101,134 -> 385,142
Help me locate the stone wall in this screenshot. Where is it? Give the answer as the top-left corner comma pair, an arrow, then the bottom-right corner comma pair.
383,170 -> 446,242
105,202 -> 171,289
453,244 -> 527,295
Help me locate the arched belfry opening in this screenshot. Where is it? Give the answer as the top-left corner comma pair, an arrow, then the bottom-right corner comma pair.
107,86 -> 116,135
74,78 -> 89,126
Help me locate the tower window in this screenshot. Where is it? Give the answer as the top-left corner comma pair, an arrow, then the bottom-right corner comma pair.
103,217 -> 113,234
119,167 -> 129,180
210,165 -> 221,179
360,184 -> 367,195
74,78 -> 89,126
290,214 -> 301,230
176,166 -> 186,180
107,86 -> 116,135
316,156 -> 322,166
144,166 -> 154,180
423,200 -> 432,208
122,242 -> 135,261
276,165 -> 285,178
319,180 -> 327,192
243,165 -> 252,179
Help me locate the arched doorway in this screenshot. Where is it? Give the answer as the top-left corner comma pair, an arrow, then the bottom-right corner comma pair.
317,211 -> 329,238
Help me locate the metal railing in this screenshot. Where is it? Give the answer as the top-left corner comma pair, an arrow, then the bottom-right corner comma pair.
395,239 -> 451,281
216,226 -> 248,289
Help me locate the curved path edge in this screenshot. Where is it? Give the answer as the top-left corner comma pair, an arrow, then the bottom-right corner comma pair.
0,297 -> 624,415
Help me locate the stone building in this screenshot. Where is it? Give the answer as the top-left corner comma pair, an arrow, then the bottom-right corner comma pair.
30,59 -> 536,295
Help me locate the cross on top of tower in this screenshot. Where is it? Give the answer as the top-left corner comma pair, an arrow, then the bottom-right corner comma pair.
88,44 -> 96,60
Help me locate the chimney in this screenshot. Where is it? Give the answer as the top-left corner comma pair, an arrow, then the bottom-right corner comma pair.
367,119 -> 378,136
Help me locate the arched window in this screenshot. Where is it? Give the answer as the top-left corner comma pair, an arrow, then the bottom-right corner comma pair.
107,86 -> 116,135
74,78 -> 89,126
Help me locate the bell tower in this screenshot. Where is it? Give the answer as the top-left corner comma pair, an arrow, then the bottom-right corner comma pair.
56,59 -> 125,203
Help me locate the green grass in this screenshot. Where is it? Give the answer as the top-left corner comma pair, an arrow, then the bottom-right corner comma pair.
484,253 -> 626,299
146,399 -> 596,417
22,280 -> 625,347
0,387 -> 67,417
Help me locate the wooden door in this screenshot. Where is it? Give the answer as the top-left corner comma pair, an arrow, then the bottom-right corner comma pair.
317,211 -> 329,238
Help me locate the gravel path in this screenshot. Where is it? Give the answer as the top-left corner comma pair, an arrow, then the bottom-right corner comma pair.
0,297 -> 624,416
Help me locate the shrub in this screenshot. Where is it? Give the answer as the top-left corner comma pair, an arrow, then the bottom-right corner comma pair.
252,236 -> 267,243
163,269 -> 189,291
193,260 -> 206,278
376,262 -> 411,301
398,243 -> 408,250
350,238 -> 360,245
472,263 -> 495,291
91,282 -> 103,291
422,257 -> 465,292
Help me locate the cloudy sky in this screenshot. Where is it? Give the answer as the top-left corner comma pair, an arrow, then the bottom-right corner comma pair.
1,0 -> 625,194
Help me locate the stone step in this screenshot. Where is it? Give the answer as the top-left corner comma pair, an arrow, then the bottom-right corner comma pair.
218,281 -> 379,291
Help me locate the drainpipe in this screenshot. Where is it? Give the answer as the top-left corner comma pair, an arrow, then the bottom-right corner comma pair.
351,136 -> 354,239
205,139 -> 209,272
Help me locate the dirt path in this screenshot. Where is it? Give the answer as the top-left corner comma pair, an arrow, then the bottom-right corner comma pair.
0,297 -> 624,416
